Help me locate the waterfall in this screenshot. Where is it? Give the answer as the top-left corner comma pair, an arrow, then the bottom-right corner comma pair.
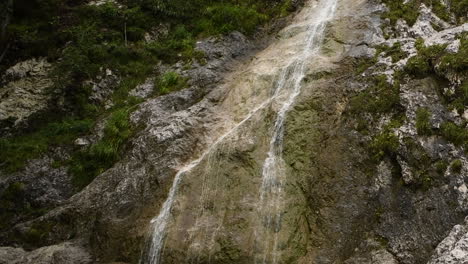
141,1 -> 338,263
255,0 -> 338,263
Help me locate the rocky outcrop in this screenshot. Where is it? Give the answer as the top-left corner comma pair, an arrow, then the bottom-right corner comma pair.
429,217 -> 468,264
0,242 -> 91,264
0,58 -> 53,132
0,0 -> 466,263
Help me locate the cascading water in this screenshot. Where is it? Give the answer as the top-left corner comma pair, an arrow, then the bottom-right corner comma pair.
255,1 -> 338,263
141,1 -> 338,263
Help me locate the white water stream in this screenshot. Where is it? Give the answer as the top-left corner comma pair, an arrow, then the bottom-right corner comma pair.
255,1 -> 337,263
141,1 -> 338,263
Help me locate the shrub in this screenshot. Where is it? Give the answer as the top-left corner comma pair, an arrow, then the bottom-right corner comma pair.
349,75 -> 401,114
370,129 -> 400,160
434,160 -> 448,174
157,72 -> 187,95
416,108 -> 432,135
0,119 -> 93,173
405,39 -> 447,77
382,0 -> 419,26
70,108 -> 133,189
440,122 -> 468,148
451,159 -> 463,173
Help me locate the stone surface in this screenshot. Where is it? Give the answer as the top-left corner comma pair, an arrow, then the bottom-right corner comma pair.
0,242 -> 92,264
0,58 -> 53,130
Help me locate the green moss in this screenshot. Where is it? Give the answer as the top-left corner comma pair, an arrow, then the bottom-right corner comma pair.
450,159 -> 463,173
416,108 -> 432,135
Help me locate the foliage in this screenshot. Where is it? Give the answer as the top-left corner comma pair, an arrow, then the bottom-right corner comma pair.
405,39 -> 447,77
157,71 -> 188,95
416,108 -> 432,135
69,108 -> 134,189
381,0 -> 420,26
440,121 -> 468,148
0,119 -> 93,173
370,128 -> 400,160
0,182 -> 49,231
381,0 -> 466,26
450,159 -> 462,173
349,75 -> 401,114
384,42 -> 407,63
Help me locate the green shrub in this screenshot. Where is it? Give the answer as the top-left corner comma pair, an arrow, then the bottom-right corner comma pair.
370,129 -> 400,160
405,39 -> 447,77
450,159 -> 463,173
440,122 -> 468,148
438,34 -> 468,75
386,42 -> 407,63
349,75 -> 401,114
157,72 -> 188,95
0,119 -> 93,173
70,108 -> 133,189
416,108 -> 432,135
382,0 -> 420,26
434,160 -> 448,174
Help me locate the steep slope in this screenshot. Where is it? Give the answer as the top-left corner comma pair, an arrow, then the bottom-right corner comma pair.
0,0 -> 467,263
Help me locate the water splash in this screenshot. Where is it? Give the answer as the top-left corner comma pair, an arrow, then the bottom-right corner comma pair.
255,0 -> 338,263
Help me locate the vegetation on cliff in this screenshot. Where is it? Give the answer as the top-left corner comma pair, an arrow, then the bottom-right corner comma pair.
0,0 -> 299,186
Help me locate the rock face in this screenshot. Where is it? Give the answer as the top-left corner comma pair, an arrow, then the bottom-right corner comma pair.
0,0 -> 466,263
0,58 -> 53,131
429,217 -> 468,264
0,242 -> 91,264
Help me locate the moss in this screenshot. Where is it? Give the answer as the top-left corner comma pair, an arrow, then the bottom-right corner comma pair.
416,108 -> 432,135
451,159 -> 463,173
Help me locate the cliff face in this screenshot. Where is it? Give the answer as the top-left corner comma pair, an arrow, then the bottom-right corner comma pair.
0,0 -> 467,263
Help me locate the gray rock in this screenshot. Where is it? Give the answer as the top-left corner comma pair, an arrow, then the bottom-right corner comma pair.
129,78 -> 155,99
0,58 -> 53,129
0,242 -> 92,264
429,217 -> 468,264
87,69 -> 120,103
